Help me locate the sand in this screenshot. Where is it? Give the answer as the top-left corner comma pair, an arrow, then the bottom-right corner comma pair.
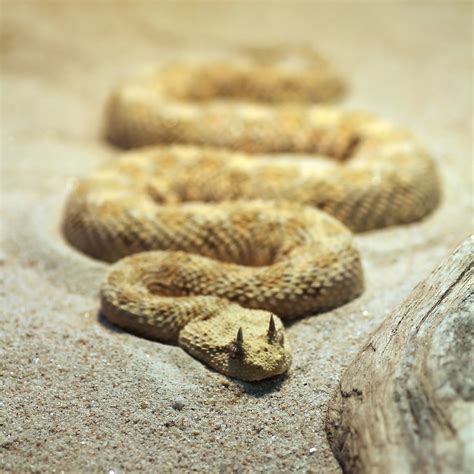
1,2 -> 472,472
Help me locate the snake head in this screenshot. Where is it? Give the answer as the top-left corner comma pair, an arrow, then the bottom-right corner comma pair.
225,314 -> 291,381
179,308 -> 291,382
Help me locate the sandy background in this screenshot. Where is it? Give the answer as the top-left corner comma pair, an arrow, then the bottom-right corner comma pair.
1,2 -> 472,472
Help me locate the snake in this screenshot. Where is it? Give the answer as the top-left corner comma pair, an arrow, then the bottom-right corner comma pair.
63,49 -> 440,381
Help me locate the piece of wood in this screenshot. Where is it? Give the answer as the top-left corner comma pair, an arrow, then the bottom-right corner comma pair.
326,237 -> 474,474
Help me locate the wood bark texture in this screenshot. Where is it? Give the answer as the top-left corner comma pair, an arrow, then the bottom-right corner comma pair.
326,237 -> 474,474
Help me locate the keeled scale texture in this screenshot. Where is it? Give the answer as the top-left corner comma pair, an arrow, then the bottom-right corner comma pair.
64,52 -> 439,380
68,199 -> 363,380
106,47 -> 346,149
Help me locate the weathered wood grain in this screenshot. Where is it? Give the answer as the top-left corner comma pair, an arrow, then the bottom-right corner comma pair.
326,237 -> 474,473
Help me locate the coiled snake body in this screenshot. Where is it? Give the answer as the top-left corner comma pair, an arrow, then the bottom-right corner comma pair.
63,51 -> 440,380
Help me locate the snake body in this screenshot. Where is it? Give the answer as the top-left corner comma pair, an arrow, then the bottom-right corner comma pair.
63,51 -> 440,380
106,47 -> 346,150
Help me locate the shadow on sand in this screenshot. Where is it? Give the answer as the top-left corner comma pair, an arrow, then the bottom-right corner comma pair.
98,310 -> 289,395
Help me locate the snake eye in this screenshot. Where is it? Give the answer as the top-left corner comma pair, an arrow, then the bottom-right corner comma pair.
229,346 -> 238,359
268,314 -> 285,346
229,327 -> 245,359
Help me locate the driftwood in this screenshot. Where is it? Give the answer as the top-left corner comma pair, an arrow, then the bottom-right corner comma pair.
326,237 -> 473,473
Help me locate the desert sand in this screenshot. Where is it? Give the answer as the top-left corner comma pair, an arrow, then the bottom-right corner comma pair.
1,2 -> 472,472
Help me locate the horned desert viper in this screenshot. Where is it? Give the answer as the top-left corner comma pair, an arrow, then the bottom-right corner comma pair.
63,50 -> 440,381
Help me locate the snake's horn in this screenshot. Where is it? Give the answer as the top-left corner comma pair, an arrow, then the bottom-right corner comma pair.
236,327 -> 243,345
268,314 -> 276,339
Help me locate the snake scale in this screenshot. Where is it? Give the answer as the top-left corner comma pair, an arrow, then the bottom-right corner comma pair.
63,49 -> 440,381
